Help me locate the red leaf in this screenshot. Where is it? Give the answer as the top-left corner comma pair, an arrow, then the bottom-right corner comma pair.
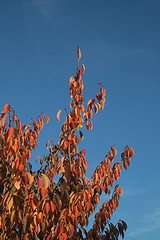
80,149 -> 86,155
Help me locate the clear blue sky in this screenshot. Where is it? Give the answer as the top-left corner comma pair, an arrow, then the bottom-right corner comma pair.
0,1 -> 160,239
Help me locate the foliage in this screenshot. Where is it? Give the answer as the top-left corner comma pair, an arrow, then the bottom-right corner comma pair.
0,48 -> 134,240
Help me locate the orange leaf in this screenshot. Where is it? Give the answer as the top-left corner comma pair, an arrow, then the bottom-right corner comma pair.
10,210 -> 15,224
77,46 -> 82,61
81,149 -> 86,155
38,176 -> 43,188
45,202 -> 50,214
59,233 -> 68,240
50,201 -> 56,213
40,187 -> 48,198
63,140 -> 69,149
8,126 -> 14,139
38,212 -> 43,222
85,160 -> 89,168
14,181 -> 21,190
44,113 -> 50,124
57,109 -> 62,121
19,163 -> 25,171
3,104 -> 10,113
41,173 -> 50,188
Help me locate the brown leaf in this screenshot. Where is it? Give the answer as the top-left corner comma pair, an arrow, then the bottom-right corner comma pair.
79,130 -> 84,140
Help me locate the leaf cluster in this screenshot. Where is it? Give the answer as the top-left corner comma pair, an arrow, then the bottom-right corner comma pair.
0,48 -> 134,240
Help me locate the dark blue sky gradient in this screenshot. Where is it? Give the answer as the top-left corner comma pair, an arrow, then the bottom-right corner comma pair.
0,1 -> 160,239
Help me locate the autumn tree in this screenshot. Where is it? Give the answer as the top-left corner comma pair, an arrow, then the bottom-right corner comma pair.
0,48 -> 134,240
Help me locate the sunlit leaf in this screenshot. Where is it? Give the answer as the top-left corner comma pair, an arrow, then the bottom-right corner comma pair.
57,109 -> 63,121
38,176 -> 43,188
7,196 -> 13,212
14,180 -> 21,190
77,46 -> 82,61
8,126 -> 14,139
41,173 -> 50,188
44,113 -> 50,124
3,103 -> 10,113
40,187 -> 48,198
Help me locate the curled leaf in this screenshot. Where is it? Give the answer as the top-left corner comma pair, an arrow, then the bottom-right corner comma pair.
46,140 -> 51,150
56,109 -> 62,122
44,113 -> 50,124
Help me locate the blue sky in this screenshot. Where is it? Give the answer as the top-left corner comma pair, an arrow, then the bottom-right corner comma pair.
0,1 -> 160,239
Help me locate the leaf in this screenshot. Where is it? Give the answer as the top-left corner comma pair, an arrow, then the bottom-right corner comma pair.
8,196 -> 13,212
63,140 -> 69,149
8,126 -> 14,139
77,46 -> 82,61
80,149 -> 86,156
27,173 -> 34,185
79,130 -> 84,140
36,156 -> 41,163
3,104 -> 10,113
45,202 -> 50,214
59,233 -> 68,240
50,201 -> 56,213
41,173 -> 50,188
40,187 -> 48,198
14,180 -> 21,190
81,64 -> 86,72
44,113 -> 50,124
57,109 -> 63,121
38,176 -> 43,189
46,140 -> 51,150
10,210 -> 15,225
121,220 -> 127,231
